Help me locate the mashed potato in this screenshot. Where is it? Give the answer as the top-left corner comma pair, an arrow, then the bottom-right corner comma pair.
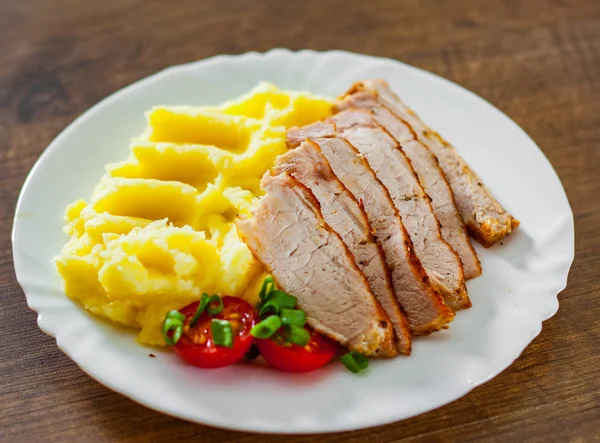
54,83 -> 333,345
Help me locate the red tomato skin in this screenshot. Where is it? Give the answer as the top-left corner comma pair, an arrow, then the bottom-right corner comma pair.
174,332 -> 253,368
256,331 -> 338,373
173,296 -> 256,369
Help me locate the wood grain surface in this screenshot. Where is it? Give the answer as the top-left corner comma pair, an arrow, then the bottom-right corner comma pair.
1,0 -> 599,441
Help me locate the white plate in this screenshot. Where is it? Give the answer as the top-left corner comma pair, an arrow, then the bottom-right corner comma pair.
12,49 -> 574,434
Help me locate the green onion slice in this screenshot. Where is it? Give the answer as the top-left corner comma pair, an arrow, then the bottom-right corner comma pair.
285,325 -> 310,346
162,310 -> 185,346
280,309 -> 306,327
258,276 -> 275,301
190,293 -> 210,327
211,319 -> 233,348
255,276 -> 298,315
258,291 -> 297,317
340,351 -> 369,373
206,294 -> 224,316
269,290 -> 297,310
259,299 -> 280,317
250,315 -> 282,339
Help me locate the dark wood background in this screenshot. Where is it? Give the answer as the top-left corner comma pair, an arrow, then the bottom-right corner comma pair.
1,0 -> 599,441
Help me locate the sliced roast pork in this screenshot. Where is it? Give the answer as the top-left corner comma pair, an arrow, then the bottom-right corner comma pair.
287,127 -> 454,334
328,110 -> 470,310
273,140 -> 412,354
236,172 -> 397,357
338,79 -> 519,247
335,91 -> 482,279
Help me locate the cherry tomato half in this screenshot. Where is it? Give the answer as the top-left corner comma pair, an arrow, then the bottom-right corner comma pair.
256,327 -> 338,373
173,296 -> 256,369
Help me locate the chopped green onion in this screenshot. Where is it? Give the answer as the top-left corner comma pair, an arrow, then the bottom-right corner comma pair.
258,276 -> 275,301
269,290 -> 297,310
162,310 -> 185,346
257,287 -> 297,318
285,325 -> 310,346
211,319 -> 233,348
207,294 -> 223,316
190,293 -> 210,327
280,309 -> 306,327
166,310 -> 185,323
250,315 -> 282,339
259,299 -> 280,317
340,351 -> 369,373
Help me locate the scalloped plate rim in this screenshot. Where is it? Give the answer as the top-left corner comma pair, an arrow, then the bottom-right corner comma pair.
12,48 -> 575,434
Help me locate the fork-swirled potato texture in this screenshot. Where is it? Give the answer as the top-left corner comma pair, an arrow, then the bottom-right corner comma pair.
54,83 -> 333,345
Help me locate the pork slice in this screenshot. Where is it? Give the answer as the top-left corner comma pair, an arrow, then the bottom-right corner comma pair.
339,79 -> 519,247
285,121 -> 335,149
336,92 -> 482,280
286,128 -> 453,333
236,172 -> 397,357
329,109 -> 470,311
273,141 -> 411,354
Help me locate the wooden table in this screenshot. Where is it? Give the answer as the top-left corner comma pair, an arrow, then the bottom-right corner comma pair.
1,0 -> 599,441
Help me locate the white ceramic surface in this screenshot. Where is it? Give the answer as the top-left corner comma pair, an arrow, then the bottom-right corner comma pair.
12,49 -> 574,434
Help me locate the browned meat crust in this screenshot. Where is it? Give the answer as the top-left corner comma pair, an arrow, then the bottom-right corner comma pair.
287,127 -> 454,334
274,140 -> 412,354
326,109 -> 470,311
338,79 -> 519,247
334,91 -> 482,280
